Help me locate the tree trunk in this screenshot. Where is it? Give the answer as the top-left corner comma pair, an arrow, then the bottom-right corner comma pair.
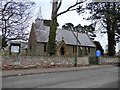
106,2 -> 116,56
47,1 -> 58,56
107,30 -> 115,56
2,36 -> 7,49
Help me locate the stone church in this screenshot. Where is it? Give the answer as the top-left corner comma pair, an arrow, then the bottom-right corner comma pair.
28,15 -> 96,57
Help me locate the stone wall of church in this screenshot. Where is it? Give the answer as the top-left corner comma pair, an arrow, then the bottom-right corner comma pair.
28,43 -> 96,57
66,45 -> 75,57
35,42 -> 46,56
89,47 -> 96,57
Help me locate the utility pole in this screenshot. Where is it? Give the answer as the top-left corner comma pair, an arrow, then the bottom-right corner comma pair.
69,27 -> 80,67
75,31 -> 78,67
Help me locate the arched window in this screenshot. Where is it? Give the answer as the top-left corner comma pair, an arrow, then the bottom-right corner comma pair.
60,47 -> 65,56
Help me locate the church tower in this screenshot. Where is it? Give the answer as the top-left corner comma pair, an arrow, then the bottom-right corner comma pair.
35,7 -> 44,30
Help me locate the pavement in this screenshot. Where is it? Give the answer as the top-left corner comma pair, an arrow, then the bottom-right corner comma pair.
2,65 -> 115,77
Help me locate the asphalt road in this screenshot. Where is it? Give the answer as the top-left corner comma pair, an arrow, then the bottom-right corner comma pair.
2,66 -> 119,88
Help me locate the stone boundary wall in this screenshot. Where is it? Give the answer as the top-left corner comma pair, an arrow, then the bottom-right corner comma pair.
1,56 -> 89,70
99,57 -> 119,64
0,56 -> 119,70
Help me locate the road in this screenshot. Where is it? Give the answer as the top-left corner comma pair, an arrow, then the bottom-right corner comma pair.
2,66 -> 119,88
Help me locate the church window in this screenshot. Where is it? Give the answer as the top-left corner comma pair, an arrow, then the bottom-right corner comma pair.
44,43 -> 46,52
60,47 -> 65,56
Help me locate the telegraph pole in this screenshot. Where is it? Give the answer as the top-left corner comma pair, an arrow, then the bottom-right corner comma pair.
75,31 -> 78,67
70,28 -> 80,67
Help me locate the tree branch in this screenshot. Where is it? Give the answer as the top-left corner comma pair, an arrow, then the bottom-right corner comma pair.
56,1 -> 85,17
100,20 -> 107,29
55,0 -> 62,13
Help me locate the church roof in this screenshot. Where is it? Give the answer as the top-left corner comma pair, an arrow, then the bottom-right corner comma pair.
35,26 -> 95,47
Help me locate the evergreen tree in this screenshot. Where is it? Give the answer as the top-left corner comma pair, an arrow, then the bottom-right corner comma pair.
94,41 -> 104,55
62,23 -> 96,40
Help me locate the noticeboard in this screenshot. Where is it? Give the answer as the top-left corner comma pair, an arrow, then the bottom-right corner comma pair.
11,46 -> 20,53
10,43 -> 20,54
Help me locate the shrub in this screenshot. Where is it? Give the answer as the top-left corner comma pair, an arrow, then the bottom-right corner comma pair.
89,56 -> 98,65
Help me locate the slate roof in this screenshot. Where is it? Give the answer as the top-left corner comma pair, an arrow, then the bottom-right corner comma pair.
35,26 -> 95,47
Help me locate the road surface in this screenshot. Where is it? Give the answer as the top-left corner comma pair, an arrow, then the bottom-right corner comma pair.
2,66 -> 119,88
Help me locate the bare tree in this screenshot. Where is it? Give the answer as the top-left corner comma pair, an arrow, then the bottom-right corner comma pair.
47,0 -> 85,56
0,0 -> 35,48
